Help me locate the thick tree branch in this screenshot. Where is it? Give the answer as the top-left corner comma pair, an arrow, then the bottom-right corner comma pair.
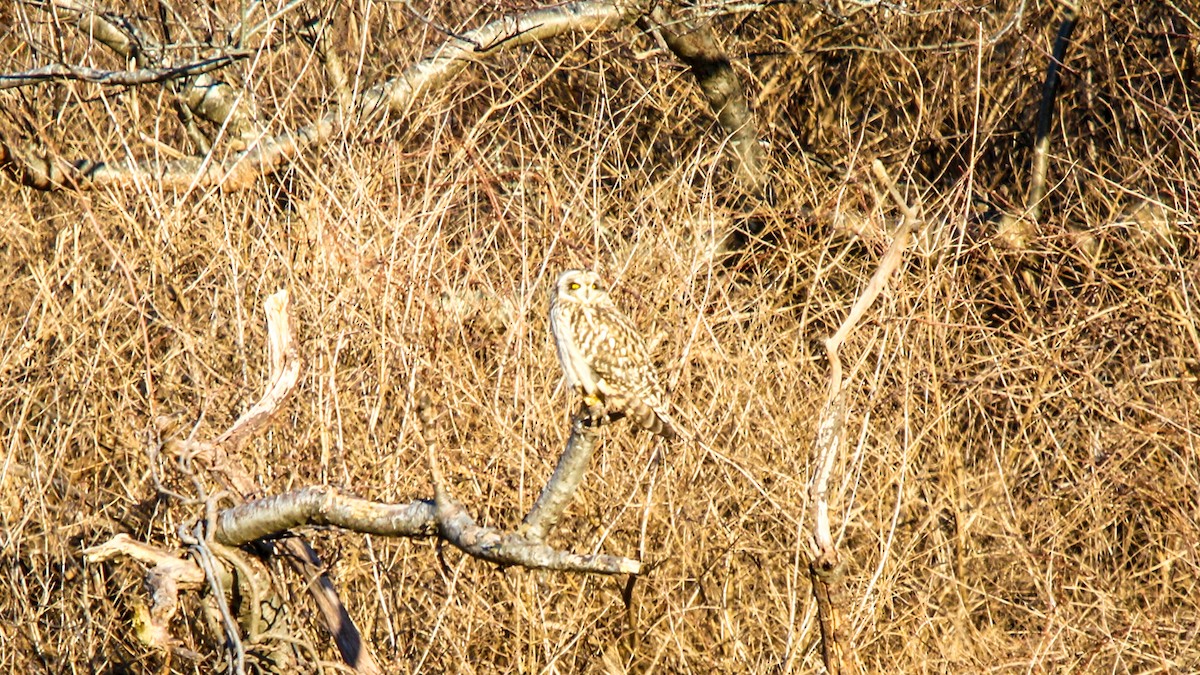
95,282 -> 639,672
520,414 -> 602,540
436,495 -> 641,574
217,487 -> 437,543
209,420 -> 635,575
643,7 -> 768,198
171,289 -> 383,675
215,484 -> 638,575
3,0 -> 645,191
300,15 -> 354,115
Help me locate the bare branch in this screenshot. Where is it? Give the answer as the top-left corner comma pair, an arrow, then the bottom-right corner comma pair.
0,53 -> 252,90
520,412 -> 602,541
273,539 -> 382,674
180,289 -> 383,675
359,0 -> 643,121
0,115 -> 335,190
84,535 -> 209,655
435,493 -> 641,575
643,7 -> 768,199
806,160 -> 916,674
45,0 -> 264,149
300,15 -> 353,116
4,0 -> 644,191
83,533 -> 205,586
216,487 -> 438,543
214,290 -> 301,451
60,0 -> 146,61
414,392 -> 638,574
179,72 -> 263,148
214,484 -> 639,575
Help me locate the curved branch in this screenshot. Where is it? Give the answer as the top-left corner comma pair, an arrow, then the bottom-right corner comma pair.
520,413 -> 602,540
184,289 -> 382,675
436,497 -> 640,575
49,0 -> 264,146
806,160 -> 916,674
4,0 -> 645,191
0,116 -> 336,191
360,0 -> 643,120
643,7 -> 768,198
214,485 -> 639,575
215,291 -> 302,450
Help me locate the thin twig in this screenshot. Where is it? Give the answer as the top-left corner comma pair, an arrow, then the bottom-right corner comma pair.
0,53 -> 252,90
807,160 -> 917,675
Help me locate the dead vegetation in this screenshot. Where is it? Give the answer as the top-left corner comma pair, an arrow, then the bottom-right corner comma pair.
1,0 -> 1198,672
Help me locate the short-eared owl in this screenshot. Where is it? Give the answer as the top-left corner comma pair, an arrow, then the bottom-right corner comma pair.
549,269 -> 681,440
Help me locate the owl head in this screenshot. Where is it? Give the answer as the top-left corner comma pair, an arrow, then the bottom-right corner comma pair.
555,269 -> 609,304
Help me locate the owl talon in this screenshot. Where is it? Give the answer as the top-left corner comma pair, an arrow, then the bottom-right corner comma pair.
584,400 -> 607,428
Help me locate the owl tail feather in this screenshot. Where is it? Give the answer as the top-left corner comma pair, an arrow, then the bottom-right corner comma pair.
629,400 -> 683,441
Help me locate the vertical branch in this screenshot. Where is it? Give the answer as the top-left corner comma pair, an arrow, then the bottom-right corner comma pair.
1026,2 -> 1080,223
808,388 -> 849,674
807,161 -> 916,674
519,407 -> 602,541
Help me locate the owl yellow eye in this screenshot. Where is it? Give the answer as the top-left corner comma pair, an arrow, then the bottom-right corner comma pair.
568,282 -> 580,291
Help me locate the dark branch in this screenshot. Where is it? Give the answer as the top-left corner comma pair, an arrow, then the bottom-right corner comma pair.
0,53 -> 251,91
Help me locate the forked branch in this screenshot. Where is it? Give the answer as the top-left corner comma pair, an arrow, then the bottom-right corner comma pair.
213,478 -> 638,575
92,287 -> 639,672
1,0 -> 644,191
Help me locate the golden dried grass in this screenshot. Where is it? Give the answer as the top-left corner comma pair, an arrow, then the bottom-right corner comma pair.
1,1 -> 1197,672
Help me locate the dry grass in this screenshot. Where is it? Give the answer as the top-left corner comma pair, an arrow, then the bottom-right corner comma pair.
1,0 -> 1198,672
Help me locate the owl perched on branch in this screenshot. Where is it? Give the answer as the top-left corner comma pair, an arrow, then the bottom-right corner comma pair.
549,269 -> 682,440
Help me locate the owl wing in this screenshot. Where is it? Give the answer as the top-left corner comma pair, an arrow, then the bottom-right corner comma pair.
585,304 -> 682,440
